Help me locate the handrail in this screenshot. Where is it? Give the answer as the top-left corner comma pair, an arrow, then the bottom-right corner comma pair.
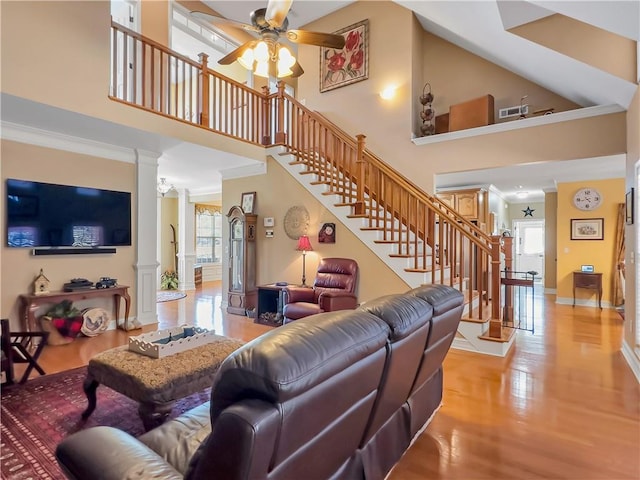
110,24 -> 507,332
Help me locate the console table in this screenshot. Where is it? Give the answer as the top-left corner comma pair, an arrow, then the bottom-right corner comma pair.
572,272 -> 602,309
19,286 -> 131,332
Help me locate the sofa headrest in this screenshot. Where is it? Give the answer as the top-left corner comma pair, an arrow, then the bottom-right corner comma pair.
358,294 -> 433,341
209,309 -> 389,422
407,284 -> 464,316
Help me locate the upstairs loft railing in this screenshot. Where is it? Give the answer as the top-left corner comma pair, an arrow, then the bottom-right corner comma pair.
111,21 -> 512,335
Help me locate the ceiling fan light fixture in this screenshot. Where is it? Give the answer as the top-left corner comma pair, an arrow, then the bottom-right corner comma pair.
254,60 -> 270,78
254,41 -> 270,62
237,49 -> 255,70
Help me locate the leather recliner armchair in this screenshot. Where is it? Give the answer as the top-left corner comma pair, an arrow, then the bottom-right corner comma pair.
283,257 -> 358,323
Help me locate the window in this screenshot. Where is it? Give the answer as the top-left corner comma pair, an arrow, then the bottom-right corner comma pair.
196,205 -> 222,263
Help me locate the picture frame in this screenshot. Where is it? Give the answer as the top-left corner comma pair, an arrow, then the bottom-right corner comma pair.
318,223 -> 336,243
570,218 -> 604,240
320,19 -> 369,93
625,188 -> 634,225
241,192 -> 256,214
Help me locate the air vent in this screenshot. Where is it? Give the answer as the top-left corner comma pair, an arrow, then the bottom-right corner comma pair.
498,105 -> 529,119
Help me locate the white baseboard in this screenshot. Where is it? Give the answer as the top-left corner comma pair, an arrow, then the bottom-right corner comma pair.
556,297 -> 612,309
621,340 -> 640,383
544,288 -> 557,295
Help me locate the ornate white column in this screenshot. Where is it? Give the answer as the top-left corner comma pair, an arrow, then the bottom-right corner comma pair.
177,188 -> 196,290
133,149 -> 161,329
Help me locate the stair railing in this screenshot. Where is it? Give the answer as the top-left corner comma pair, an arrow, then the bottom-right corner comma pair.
109,24 -> 507,332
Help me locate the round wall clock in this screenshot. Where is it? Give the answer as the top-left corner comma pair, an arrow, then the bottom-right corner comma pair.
573,188 -> 602,211
283,206 -> 310,239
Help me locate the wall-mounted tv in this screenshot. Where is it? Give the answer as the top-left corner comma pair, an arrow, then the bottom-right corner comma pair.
6,179 -> 132,248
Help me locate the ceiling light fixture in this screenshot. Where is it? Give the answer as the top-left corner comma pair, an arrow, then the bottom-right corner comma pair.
516,191 -> 528,199
157,178 -> 175,197
237,37 -> 296,78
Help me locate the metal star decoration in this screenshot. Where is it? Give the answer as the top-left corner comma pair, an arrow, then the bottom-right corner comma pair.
522,206 -> 534,217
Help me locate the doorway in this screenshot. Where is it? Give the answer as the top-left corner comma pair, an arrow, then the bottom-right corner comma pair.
513,219 -> 545,284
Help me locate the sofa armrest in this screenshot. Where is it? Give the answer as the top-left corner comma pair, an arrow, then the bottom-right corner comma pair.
318,291 -> 358,312
56,426 -> 182,480
283,286 -> 315,304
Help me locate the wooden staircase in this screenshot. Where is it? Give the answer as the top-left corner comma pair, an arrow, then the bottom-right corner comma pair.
108,23 -> 516,356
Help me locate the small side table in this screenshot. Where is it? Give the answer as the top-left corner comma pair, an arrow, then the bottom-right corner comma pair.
256,284 -> 289,326
572,271 -> 603,309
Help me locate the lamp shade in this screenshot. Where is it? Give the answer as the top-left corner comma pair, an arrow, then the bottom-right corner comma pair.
296,235 -> 313,252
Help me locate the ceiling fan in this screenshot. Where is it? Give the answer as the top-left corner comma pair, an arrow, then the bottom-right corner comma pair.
191,0 -> 345,78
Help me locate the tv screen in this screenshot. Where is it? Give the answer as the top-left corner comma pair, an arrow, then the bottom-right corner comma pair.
6,179 -> 132,248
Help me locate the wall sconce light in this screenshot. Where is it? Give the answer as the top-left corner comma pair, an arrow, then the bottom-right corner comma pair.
379,85 -> 397,100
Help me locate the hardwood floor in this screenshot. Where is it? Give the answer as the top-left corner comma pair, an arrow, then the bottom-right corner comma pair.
11,282 -> 640,479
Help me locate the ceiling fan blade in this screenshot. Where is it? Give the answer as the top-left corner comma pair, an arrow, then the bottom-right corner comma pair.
286,30 -> 345,49
265,0 -> 293,29
218,40 -> 256,65
291,61 -> 304,78
190,11 -> 260,33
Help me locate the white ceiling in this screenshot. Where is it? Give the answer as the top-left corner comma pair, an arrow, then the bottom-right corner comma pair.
2,1 -> 636,199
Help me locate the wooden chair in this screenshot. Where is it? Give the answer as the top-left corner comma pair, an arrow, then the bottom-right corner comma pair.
1,318 -> 49,385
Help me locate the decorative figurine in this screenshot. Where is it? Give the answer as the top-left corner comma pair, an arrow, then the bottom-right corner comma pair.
33,269 -> 50,296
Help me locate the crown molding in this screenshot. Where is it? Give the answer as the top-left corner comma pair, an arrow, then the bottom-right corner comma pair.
220,162 -> 267,181
0,121 -> 137,163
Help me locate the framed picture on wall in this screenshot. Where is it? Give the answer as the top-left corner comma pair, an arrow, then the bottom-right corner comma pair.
320,19 -> 369,93
625,188 -> 634,225
570,218 -> 604,240
241,192 -> 256,214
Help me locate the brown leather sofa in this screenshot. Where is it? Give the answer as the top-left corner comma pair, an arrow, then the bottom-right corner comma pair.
56,285 -> 463,480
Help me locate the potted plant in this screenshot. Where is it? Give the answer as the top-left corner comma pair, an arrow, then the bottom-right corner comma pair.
160,270 -> 179,290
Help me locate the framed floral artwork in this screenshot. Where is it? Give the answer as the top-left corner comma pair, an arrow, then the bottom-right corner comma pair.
570,218 -> 604,240
320,19 -> 369,93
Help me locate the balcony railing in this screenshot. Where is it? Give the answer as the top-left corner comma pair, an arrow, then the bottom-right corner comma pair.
110,21 -> 511,336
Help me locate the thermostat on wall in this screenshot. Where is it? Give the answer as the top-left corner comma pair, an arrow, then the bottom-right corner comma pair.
581,265 -> 594,273
263,217 -> 275,227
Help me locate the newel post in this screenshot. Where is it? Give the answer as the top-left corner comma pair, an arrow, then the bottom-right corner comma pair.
198,53 -> 210,127
274,81 -> 287,144
354,134 -> 366,215
261,85 -> 272,145
501,236 -> 514,325
489,235 -> 502,338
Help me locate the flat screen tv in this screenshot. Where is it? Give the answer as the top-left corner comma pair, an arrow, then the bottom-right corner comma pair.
6,179 -> 132,248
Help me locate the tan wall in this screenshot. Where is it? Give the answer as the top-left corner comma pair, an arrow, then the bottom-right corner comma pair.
141,0 -> 169,45
422,30 -> 580,122
296,2 -> 625,195
624,86 -> 639,353
222,157 -> 410,305
556,178 -> 625,305
511,14 -> 637,83
545,192 -> 558,289
507,201 -> 545,226
159,197 -> 179,274
1,140 -> 137,330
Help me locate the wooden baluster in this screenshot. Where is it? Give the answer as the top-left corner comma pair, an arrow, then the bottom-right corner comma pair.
198,53 -> 209,127
501,236 -> 514,326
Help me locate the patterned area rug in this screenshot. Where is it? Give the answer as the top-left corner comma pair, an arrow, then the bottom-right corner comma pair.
157,291 -> 187,303
0,367 -> 210,479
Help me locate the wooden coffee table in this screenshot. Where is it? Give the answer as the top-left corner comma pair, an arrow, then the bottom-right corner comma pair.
81,335 -> 244,430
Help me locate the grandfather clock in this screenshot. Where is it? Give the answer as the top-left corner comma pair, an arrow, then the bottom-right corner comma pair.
227,205 -> 257,315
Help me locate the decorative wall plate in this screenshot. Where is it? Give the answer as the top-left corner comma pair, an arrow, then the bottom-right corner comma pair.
284,206 -> 310,239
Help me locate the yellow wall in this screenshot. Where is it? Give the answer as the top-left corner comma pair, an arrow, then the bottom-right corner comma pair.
556,178 -> 625,305
222,157 -> 410,304
545,192 -> 558,289
1,140 -> 137,330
